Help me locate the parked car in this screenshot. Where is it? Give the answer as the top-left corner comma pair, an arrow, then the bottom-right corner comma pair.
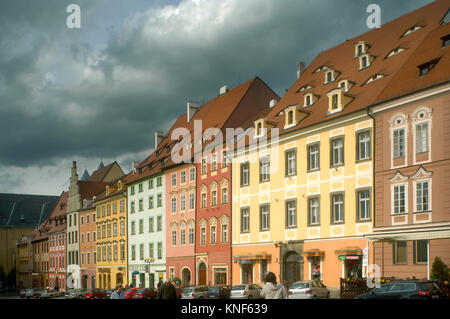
181,286 -> 209,299
124,288 -> 137,299
66,289 -> 88,299
148,288 -> 158,299
37,289 -> 53,299
18,289 -> 27,298
288,280 -> 330,299
230,284 -> 262,299
356,280 -> 446,299
207,286 -> 231,299
84,288 -> 107,299
24,288 -> 35,298
105,289 -> 115,299
132,288 -> 152,299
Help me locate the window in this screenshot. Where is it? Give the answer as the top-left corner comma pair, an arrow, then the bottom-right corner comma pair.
200,227 -> 206,245
240,163 -> 250,187
180,195 -> 186,211
305,94 -> 312,107
260,156 -> 270,182
93,231 -> 96,242
202,159 -> 207,175
212,154 -> 217,171
80,216 -> 84,225
413,240 -> 428,264
149,243 -> 154,258
149,179 -> 154,189
87,252 -> 90,265
120,220 -> 125,236
93,213 -> 96,222
222,188 -> 228,204
286,149 -> 297,176
357,131 -> 371,161
171,174 -> 176,186
157,216 -> 162,231
416,122 -> 429,153
87,232 -> 90,243
241,208 -> 250,233
157,177 -> 162,187
113,243 -> 118,261
326,71 -> 333,83
393,241 -> 407,264
189,228 -> 194,244
171,198 -> 177,213
190,168 -> 195,181
189,193 -> 195,209
308,197 -> 320,226
81,253 -> 84,265
180,171 -> 186,184
131,221 -> 136,235
131,245 -> 136,261
130,201 -> 135,214
332,94 -> 338,109
361,56 -> 368,68
286,200 -> 297,228
107,245 -> 111,261
180,228 -> 186,245
97,226 -> 101,239
442,34 -> 450,47
97,247 -> 101,262
149,196 -> 154,209
402,25 -> 422,37
393,129 -> 405,158
139,199 -> 143,212
113,202 -> 117,214
171,229 -> 177,246
69,214 -> 72,227
211,190 -> 217,206
332,193 -> 344,223
157,194 -> 162,207
221,224 -> 228,243
308,144 -> 319,171
331,138 -> 344,166
357,44 -> 364,56
393,185 -> 406,214
138,183 -> 143,193
260,205 -> 270,231
107,204 -> 111,216
81,233 -> 84,243
139,219 -> 144,234
210,226 -> 216,244
416,181 -> 430,212
102,225 -> 106,238
157,242 -> 162,259
201,193 -> 207,209
120,200 -> 124,213
148,217 -> 154,233
113,222 -> 117,237
357,189 -> 371,221
130,186 -> 135,195
256,122 -> 262,136
287,110 -> 294,126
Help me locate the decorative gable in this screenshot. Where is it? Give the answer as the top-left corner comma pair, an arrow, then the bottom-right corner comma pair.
411,166 -> 432,180
389,171 -> 409,183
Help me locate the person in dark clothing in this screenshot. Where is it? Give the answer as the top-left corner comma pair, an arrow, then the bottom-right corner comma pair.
158,279 -> 177,299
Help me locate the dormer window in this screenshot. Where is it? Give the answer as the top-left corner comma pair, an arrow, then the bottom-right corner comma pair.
441,34 -> 450,47
287,110 -> 294,125
305,95 -> 311,106
338,80 -> 353,93
297,84 -> 313,93
327,88 -> 354,115
313,66 -> 328,73
359,54 -> 374,70
441,9 -> 450,25
332,94 -> 339,109
418,58 -> 440,77
325,70 -> 338,84
402,25 -> 423,37
364,73 -> 385,85
303,93 -> 318,107
386,47 -> 406,59
354,41 -> 369,57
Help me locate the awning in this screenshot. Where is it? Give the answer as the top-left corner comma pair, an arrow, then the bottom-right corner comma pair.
300,249 -> 325,257
334,246 -> 363,256
233,254 -> 271,263
364,228 -> 450,241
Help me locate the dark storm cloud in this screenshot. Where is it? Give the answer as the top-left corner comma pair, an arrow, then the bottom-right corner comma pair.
0,0 -> 433,173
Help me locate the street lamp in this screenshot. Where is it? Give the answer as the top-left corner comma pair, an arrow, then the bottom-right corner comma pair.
144,258 -> 155,288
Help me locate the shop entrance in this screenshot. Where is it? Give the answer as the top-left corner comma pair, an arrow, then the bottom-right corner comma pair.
344,256 -> 362,279
285,252 -> 301,284
241,262 -> 253,284
198,263 -> 207,285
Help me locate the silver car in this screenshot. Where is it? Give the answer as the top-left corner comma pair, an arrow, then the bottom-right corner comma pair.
230,284 -> 262,299
25,288 -> 34,298
181,286 -> 209,299
38,289 -> 53,299
65,288 -> 87,299
287,280 -> 330,299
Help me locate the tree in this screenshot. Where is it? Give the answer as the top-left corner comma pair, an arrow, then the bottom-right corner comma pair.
430,257 -> 449,281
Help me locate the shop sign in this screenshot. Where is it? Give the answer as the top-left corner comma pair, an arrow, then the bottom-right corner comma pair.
338,255 -> 346,261
339,255 -> 360,261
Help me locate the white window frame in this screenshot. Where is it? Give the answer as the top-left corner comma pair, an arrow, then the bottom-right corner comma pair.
414,179 -> 432,213
392,183 -> 408,215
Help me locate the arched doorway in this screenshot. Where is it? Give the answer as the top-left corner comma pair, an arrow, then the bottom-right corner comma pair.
82,275 -> 88,289
182,268 -> 191,287
92,276 -> 96,289
198,262 -> 207,285
116,273 -> 123,286
285,251 -> 301,284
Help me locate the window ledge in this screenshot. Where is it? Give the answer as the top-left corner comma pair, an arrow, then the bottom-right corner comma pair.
413,210 -> 432,214
356,158 -> 372,164
391,212 -> 408,216
307,224 -> 321,227
356,219 -> 372,223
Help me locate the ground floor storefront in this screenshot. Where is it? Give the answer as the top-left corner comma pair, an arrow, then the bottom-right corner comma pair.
166,256 -> 195,287
302,238 -> 370,289
48,272 -> 66,291
80,269 -> 96,289
195,251 -> 231,286
128,263 -> 166,288
367,226 -> 450,280
231,244 -> 280,286
96,265 -> 127,290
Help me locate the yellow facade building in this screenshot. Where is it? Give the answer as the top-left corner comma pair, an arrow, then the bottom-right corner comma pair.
95,179 -> 128,289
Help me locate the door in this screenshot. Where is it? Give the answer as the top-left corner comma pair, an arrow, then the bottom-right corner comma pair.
182,268 -> 191,287
199,263 -> 207,285
285,252 -> 301,284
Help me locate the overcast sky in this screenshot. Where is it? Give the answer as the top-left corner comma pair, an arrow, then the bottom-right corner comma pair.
0,0 -> 433,195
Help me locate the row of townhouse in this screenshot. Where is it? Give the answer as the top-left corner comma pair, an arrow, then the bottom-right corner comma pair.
23,0 -> 450,294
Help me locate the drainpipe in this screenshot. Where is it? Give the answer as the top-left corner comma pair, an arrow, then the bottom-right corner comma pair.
367,108 -> 377,278
427,241 -> 430,280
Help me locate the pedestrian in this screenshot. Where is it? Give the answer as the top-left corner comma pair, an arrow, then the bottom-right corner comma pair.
158,279 -> 177,299
110,285 -> 125,299
260,272 -> 287,299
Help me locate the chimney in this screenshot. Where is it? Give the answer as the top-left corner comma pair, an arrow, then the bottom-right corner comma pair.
154,131 -> 164,148
297,61 -> 306,79
131,161 -> 140,173
219,85 -> 229,95
187,101 -> 200,123
269,99 -> 278,108
71,161 -> 78,181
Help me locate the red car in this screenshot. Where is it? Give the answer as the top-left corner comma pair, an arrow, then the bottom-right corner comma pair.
124,288 -> 137,299
132,288 -> 153,299
84,289 -> 106,299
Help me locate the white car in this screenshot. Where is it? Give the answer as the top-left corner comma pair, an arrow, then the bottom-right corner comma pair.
230,284 -> 262,299
288,280 -> 330,299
